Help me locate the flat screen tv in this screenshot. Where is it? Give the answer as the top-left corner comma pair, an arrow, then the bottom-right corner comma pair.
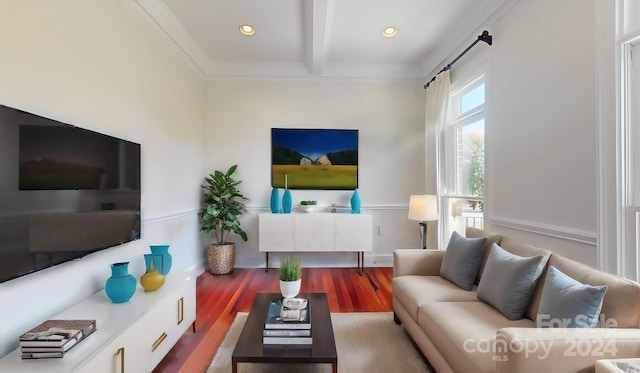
0,104 -> 141,283
271,128 -> 358,190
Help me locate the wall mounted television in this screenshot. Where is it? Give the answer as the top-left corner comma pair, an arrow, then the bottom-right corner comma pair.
271,128 -> 358,190
0,104 -> 141,283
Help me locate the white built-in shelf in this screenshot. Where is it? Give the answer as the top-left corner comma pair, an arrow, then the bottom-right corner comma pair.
0,270 -> 197,373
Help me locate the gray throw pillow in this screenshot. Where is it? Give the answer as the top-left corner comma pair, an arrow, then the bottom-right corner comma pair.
477,243 -> 543,320
439,231 -> 487,290
536,266 -> 607,328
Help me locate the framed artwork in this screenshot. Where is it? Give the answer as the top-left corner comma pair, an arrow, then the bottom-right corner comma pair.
271,128 -> 358,190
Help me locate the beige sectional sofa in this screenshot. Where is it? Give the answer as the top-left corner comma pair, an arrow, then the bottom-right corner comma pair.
393,227 -> 640,373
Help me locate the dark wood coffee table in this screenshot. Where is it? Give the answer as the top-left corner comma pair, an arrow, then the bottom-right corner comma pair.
232,292 -> 338,373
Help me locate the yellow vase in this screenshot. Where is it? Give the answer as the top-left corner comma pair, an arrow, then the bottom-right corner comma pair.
140,262 -> 165,291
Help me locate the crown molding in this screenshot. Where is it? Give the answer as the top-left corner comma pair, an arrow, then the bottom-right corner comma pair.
122,0 -> 211,77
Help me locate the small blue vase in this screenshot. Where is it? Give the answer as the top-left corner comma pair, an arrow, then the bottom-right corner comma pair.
149,245 -> 172,275
282,189 -> 292,213
270,187 -> 281,213
105,262 -> 136,303
144,254 -> 165,275
350,189 -> 361,213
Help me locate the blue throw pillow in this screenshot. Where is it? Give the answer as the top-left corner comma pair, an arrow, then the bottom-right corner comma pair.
477,243 -> 544,320
439,231 -> 487,290
536,266 -> 607,328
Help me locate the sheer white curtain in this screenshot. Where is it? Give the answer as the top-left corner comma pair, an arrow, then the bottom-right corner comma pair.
424,70 -> 450,249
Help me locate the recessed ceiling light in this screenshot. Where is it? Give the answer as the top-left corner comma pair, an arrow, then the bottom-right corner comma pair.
239,24 -> 255,36
381,26 -> 398,38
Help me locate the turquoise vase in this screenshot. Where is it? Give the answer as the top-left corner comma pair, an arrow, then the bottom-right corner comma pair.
270,187 -> 281,213
149,245 -> 172,275
105,262 -> 136,303
350,189 -> 361,213
282,189 -> 292,213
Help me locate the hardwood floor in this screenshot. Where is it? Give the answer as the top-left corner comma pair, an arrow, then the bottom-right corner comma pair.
152,267 -> 394,373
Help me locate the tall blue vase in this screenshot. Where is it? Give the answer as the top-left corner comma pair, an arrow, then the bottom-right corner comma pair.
282,189 -> 292,213
350,189 -> 361,213
270,187 -> 281,213
149,245 -> 172,275
105,262 -> 136,303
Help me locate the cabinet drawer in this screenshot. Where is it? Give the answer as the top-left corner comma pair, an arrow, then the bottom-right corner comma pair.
74,313 -> 152,373
259,214 -> 294,251
150,280 -> 196,368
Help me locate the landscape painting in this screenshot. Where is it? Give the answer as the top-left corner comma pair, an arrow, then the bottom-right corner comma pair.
271,128 -> 358,190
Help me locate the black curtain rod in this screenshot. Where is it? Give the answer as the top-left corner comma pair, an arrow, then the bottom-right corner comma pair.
423,30 -> 493,89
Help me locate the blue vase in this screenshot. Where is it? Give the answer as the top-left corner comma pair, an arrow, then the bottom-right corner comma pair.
105,262 -> 136,303
350,189 -> 361,213
144,254 -> 165,275
149,245 -> 172,275
282,189 -> 292,213
270,187 -> 281,213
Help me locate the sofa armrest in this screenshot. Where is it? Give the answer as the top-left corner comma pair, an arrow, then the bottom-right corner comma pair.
393,249 -> 444,277
495,327 -> 640,373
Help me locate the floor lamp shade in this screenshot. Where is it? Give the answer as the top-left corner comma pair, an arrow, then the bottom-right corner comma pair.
408,195 -> 438,250
408,195 -> 438,222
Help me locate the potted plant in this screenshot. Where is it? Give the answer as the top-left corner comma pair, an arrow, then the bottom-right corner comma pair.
279,256 -> 302,298
201,165 -> 248,274
299,200 -> 317,213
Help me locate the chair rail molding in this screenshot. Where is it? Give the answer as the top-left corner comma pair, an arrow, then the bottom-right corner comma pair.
490,216 -> 596,246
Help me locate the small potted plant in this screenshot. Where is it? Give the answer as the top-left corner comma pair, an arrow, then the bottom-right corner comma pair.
299,200 -> 317,213
279,256 -> 302,298
201,165 -> 248,275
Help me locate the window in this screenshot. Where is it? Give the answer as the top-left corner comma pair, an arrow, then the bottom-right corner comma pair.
440,76 -> 485,243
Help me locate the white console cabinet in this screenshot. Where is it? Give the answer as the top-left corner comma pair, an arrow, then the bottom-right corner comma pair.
0,270 -> 196,373
259,213 -> 372,273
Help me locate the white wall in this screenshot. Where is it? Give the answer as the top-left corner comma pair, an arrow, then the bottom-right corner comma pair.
480,0 -> 598,265
204,79 -> 427,267
0,1 -> 205,357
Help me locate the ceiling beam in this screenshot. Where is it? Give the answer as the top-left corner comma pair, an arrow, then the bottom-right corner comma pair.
305,0 -> 333,77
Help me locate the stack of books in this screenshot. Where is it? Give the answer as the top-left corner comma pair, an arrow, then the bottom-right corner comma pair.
263,297 -> 312,345
19,319 -> 96,359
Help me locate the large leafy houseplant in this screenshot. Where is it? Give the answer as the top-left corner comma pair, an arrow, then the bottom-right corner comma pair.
201,165 -> 248,274
201,165 -> 248,244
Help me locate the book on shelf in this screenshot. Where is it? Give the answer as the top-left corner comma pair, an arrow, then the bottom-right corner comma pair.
19,319 -> 96,349
21,351 -> 65,359
263,329 -> 311,337
264,297 -> 311,330
20,338 -> 79,353
262,336 -> 313,345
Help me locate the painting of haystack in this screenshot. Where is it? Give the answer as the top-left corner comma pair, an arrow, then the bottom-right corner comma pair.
271,128 -> 358,190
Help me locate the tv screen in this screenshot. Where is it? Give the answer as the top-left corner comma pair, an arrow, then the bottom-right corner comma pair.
271,128 -> 358,190
0,104 -> 141,283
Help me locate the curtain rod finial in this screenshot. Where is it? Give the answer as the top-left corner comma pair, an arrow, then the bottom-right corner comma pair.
479,30 -> 492,46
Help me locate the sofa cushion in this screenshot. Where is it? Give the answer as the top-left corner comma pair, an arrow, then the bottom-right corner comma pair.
477,243 -> 544,320
536,265 -> 607,328
440,231 -> 487,290
498,237 -> 552,321
548,254 -> 640,328
466,227 -> 503,284
392,275 -> 479,322
418,301 -> 534,373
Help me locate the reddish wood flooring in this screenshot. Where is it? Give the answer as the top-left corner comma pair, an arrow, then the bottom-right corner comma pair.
152,267 -> 394,373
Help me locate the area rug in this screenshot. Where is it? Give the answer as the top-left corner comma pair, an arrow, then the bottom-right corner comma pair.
207,312 -> 431,373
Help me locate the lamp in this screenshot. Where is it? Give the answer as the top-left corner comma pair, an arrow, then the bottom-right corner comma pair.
408,195 -> 438,250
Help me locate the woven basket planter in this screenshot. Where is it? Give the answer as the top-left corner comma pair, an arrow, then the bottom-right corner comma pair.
207,243 -> 235,275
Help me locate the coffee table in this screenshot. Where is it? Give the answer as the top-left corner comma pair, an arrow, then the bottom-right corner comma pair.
232,292 -> 338,373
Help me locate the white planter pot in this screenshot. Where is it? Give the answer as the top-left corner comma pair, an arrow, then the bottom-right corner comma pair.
279,279 -> 301,298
